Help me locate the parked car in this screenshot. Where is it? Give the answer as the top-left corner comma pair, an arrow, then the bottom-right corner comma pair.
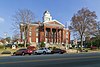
51,48 -> 66,54
91,46 -> 97,50
34,48 -> 52,55
13,48 -> 33,56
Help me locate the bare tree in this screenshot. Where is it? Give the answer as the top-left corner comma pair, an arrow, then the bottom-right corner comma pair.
13,9 -> 35,48
12,34 -> 20,43
70,8 -> 97,49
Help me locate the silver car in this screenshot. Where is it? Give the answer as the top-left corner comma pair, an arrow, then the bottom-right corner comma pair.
34,48 -> 51,55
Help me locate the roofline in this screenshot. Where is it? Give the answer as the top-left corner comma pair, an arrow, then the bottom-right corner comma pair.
43,20 -> 65,27
53,20 -> 65,27
30,24 -> 39,26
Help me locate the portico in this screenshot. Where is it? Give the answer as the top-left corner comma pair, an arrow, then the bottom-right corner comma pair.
43,26 -> 64,44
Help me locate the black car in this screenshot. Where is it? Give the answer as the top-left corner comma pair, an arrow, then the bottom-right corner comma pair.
51,48 -> 66,54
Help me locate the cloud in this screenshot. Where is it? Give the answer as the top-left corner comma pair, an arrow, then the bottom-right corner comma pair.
0,17 -> 4,22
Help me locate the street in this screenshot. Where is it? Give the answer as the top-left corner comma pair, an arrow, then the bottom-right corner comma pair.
0,53 -> 100,67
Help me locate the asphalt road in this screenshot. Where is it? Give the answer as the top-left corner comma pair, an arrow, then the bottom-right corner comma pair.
0,53 -> 100,67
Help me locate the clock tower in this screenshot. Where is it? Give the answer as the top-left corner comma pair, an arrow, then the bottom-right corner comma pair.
43,11 -> 52,22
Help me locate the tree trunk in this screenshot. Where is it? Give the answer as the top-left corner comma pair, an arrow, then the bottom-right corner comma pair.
24,39 -> 27,48
80,35 -> 83,51
24,25 -> 27,48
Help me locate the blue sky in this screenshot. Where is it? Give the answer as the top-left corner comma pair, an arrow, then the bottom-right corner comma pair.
0,0 -> 100,39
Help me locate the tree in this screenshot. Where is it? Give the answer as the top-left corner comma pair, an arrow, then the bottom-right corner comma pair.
12,34 -> 20,44
70,8 -> 97,49
13,9 -> 35,48
94,21 -> 100,48
96,21 -> 100,47
5,37 -> 11,43
1,38 -> 6,44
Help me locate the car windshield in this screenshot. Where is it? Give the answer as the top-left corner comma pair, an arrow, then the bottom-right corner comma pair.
39,48 -> 43,50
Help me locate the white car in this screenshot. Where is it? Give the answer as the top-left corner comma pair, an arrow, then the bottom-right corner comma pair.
34,48 -> 51,55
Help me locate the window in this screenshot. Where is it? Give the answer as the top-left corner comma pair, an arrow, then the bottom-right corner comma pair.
29,32 -> 32,36
36,38 -> 38,43
36,28 -> 38,36
36,28 -> 38,32
36,33 -> 38,36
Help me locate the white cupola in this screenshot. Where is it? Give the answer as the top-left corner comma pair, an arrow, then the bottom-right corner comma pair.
43,11 -> 52,22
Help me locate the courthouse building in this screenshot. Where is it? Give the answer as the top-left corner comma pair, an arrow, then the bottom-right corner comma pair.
20,11 -> 70,47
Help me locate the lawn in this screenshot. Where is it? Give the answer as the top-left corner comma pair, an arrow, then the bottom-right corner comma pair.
0,48 -> 19,54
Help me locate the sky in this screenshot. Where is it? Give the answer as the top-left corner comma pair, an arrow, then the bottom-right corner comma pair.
0,0 -> 100,39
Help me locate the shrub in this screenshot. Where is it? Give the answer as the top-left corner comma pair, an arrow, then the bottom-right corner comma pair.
72,45 -> 75,48
1,51 -> 11,54
40,42 -> 45,47
18,44 -> 24,47
26,44 -> 30,47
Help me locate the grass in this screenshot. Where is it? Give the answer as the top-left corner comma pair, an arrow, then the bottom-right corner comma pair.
0,47 -> 20,54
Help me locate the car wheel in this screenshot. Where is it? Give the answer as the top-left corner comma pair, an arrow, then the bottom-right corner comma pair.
35,52 -> 38,55
13,53 -> 16,56
22,52 -> 25,56
51,52 -> 54,54
43,51 -> 46,55
29,54 -> 31,55
59,52 -> 62,54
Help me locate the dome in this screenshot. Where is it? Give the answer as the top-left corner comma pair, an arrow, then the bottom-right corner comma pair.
44,10 -> 50,14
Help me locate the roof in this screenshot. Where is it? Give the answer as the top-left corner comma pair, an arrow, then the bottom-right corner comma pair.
43,20 -> 65,27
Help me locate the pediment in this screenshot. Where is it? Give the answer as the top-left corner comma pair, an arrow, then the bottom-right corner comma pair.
43,20 -> 65,27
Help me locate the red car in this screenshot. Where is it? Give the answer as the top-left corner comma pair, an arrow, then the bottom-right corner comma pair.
13,48 -> 33,56
51,48 -> 66,54
91,46 -> 97,50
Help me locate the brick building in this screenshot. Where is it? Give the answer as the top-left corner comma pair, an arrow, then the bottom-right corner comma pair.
20,11 -> 70,47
